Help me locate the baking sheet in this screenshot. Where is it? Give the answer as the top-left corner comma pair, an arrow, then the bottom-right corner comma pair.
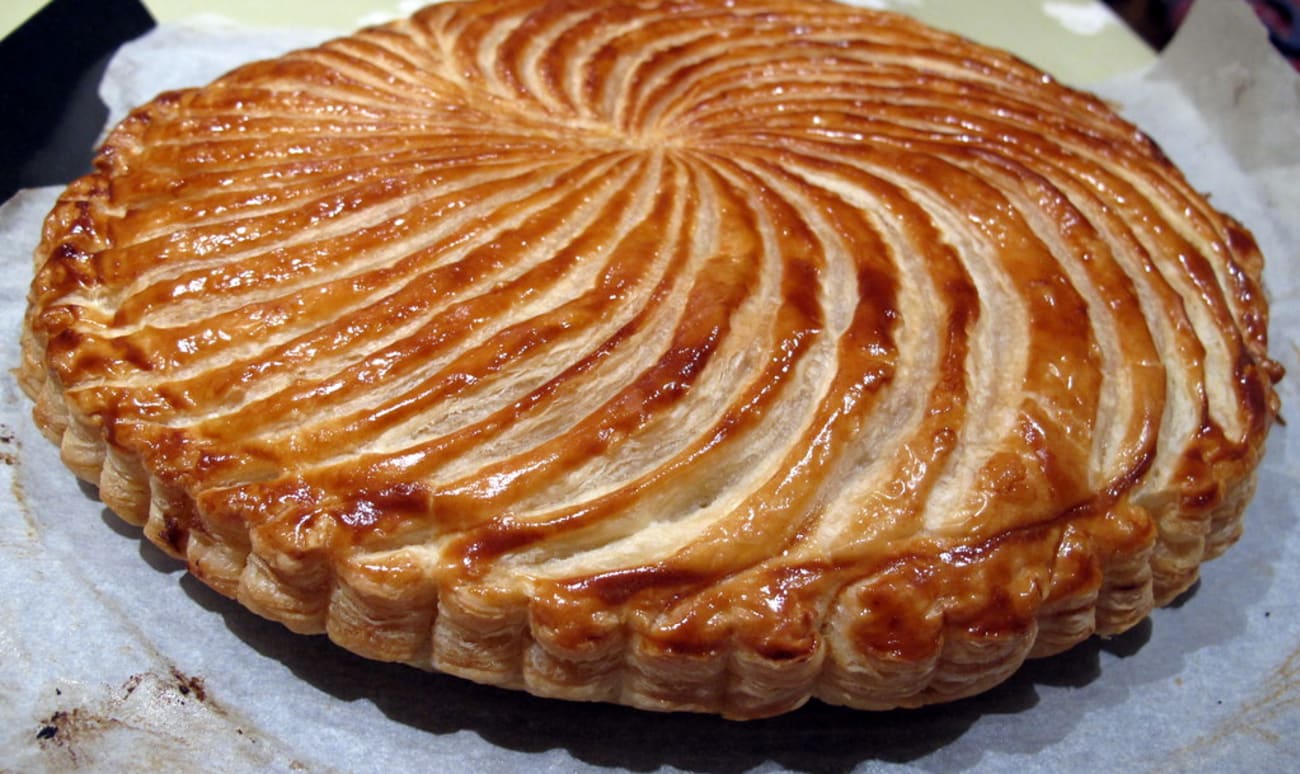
1,1 -> 1298,771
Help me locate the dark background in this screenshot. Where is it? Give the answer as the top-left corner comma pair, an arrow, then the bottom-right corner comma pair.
0,0 -> 1293,202
1109,0 -> 1194,47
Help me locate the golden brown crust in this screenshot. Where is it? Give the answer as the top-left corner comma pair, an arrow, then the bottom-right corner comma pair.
21,0 -> 1281,719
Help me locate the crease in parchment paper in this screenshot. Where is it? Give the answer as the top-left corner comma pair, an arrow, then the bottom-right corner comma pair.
1,3 -> 1297,772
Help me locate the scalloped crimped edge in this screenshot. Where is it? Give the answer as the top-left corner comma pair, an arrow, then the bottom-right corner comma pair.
20,310 -> 1262,718
17,15 -> 1279,715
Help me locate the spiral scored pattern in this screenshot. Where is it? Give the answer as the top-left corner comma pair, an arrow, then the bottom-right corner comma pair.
22,0 -> 1280,718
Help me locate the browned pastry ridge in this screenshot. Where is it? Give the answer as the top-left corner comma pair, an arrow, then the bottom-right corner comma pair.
19,0 -> 1282,719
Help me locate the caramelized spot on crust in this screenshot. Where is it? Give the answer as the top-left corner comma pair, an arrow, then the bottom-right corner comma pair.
21,0 -> 1280,718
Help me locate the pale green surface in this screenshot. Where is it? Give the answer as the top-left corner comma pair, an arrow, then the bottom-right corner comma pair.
902,0 -> 1157,83
0,2 -> 42,39
4,0 -> 1155,85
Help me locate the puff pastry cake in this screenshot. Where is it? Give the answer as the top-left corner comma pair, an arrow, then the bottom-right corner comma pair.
20,0 -> 1282,718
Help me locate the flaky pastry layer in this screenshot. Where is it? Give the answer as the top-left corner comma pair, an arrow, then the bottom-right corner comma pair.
21,0 -> 1281,718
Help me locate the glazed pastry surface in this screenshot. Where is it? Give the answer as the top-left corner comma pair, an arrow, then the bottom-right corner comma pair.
21,0 -> 1281,718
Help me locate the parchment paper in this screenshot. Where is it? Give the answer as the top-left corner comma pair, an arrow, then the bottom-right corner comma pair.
2,2 -> 1297,771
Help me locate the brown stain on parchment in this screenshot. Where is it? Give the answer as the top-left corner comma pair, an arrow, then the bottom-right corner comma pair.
30,667 -> 318,772
2,421 -> 39,542
1237,641 -> 1300,742
3,435 -> 323,771
2,418 -> 318,772
1153,638 -> 1300,772
4,422 -> 26,496
0,423 -> 18,466
35,669 -> 218,768
0,413 -> 55,629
